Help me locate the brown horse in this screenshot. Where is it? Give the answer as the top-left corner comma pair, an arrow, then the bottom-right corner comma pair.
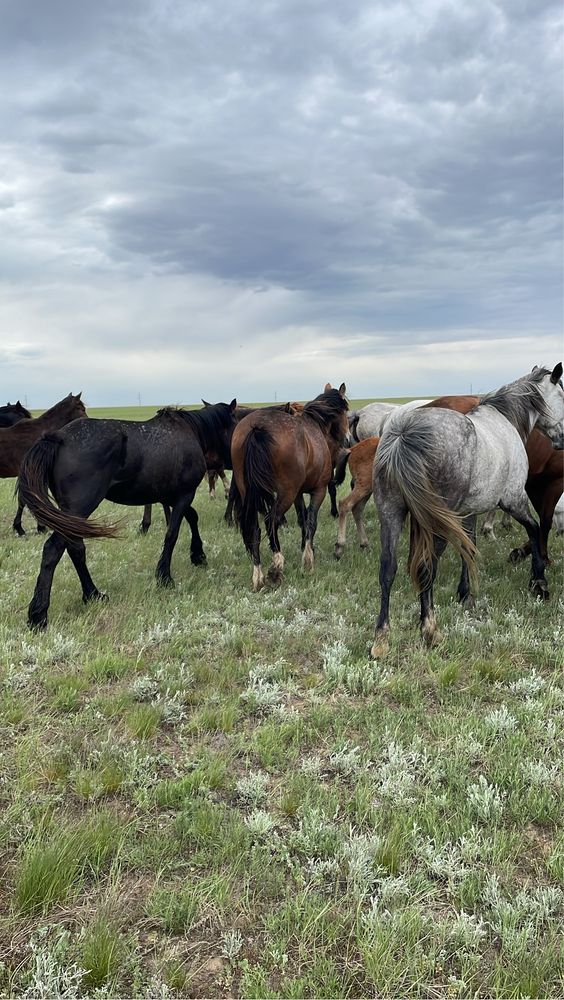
424,395 -> 564,564
0,393 -> 87,534
232,384 -> 348,589
333,436 -> 380,558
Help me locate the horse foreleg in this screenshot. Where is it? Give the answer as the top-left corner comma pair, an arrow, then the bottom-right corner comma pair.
184,506 -> 206,565
207,471 -> 217,500
224,480 -> 237,527
220,471 -> 230,499
456,515 -> 477,608
419,535 -> 448,647
371,501 -> 407,658
328,478 -> 338,518
501,497 -> 548,600
294,494 -> 307,550
266,502 -> 285,588
302,487 -> 326,572
140,504 -> 152,534
481,509 -> 497,539
13,501 -> 26,536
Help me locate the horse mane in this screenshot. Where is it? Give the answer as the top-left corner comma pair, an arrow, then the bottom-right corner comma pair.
303,389 -> 348,430
158,404 -> 233,448
477,368 -> 552,440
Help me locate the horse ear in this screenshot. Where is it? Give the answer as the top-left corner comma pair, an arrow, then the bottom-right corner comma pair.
338,383 -> 346,397
229,398 -> 237,411
550,362 -> 563,384
324,382 -> 332,392
201,399 -> 211,407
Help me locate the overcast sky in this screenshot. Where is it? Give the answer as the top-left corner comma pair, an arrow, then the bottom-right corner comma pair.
0,0 -> 562,407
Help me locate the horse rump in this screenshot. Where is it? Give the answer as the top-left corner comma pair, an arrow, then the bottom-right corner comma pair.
233,425 -> 277,543
18,434 -> 119,542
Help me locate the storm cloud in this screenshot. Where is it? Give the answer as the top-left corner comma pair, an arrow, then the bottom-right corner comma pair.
0,0 -> 561,405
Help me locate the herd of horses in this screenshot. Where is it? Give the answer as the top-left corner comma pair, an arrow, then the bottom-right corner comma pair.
2,363 -> 563,655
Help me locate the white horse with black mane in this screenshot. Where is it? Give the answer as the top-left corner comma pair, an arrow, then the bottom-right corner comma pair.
371,364 -> 564,657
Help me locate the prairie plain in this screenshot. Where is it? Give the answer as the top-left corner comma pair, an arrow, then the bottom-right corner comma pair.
0,401 -> 562,998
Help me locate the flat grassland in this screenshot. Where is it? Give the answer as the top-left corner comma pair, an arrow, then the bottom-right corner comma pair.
0,404 -> 562,998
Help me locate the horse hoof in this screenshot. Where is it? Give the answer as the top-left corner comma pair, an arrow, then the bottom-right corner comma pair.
28,616 -> 47,632
508,548 -> 525,564
139,524 -> 149,535
457,592 -> 475,609
157,575 -> 175,588
330,509 -> 338,519
530,580 -> 549,601
334,546 -> 343,560
13,527 -> 25,537
36,525 -> 48,534
83,589 -> 108,604
191,552 -> 207,566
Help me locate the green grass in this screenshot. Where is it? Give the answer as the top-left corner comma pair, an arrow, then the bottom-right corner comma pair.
0,431 -> 562,997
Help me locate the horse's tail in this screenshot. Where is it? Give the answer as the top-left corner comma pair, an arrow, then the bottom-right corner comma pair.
375,421 -> 477,592
334,447 -> 351,486
233,427 -> 276,542
348,412 -> 360,443
18,434 -> 119,542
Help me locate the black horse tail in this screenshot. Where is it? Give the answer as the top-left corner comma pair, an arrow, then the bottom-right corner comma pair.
18,434 -> 119,542
233,427 -> 276,543
334,447 -> 351,486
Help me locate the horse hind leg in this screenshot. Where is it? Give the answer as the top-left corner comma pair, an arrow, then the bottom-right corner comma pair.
156,499 -> 192,587
28,533 -> 68,630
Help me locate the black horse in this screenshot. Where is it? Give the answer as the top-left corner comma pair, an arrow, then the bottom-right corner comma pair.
0,400 -> 32,427
18,400 -> 237,629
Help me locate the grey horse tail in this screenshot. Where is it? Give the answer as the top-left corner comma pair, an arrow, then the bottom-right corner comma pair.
348,411 -> 360,443
376,424 -> 478,592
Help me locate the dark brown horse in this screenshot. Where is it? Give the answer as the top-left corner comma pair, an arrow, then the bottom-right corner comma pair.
0,393 -> 87,534
231,384 -> 348,589
424,395 -> 564,564
0,401 -> 32,427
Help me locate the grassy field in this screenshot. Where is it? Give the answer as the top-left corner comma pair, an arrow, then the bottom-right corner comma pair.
0,409 -> 562,998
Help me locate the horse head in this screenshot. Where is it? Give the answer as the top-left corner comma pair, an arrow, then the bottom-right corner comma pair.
537,363 -> 564,448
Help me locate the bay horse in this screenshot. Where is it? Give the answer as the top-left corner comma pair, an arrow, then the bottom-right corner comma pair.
371,364 -> 564,657
232,384 -> 348,589
0,401 -> 32,427
0,393 -> 87,535
18,401 -> 237,629
333,436 -> 380,558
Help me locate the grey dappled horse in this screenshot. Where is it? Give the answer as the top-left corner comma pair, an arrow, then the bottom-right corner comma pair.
371,364 -> 564,657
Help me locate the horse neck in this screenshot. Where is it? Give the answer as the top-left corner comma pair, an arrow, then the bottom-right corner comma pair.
34,401 -> 79,430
